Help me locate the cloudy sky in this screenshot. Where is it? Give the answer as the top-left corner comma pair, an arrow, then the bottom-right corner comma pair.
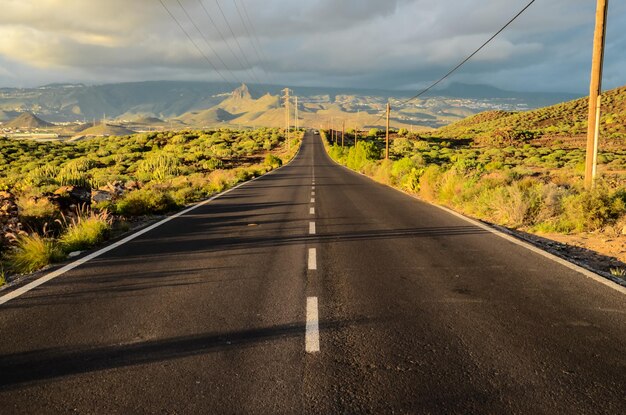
0,0 -> 624,93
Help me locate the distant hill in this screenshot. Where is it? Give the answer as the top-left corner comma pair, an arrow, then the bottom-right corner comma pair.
4,112 -> 53,129
129,116 -> 166,125
435,85 -> 626,142
433,82 -> 578,104
73,123 -> 135,138
178,107 -> 237,125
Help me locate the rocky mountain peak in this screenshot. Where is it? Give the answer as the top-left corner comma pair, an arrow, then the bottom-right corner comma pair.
231,83 -> 252,100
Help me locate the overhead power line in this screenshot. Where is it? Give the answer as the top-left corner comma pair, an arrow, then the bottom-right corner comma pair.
157,0 -> 232,85
174,0 -> 244,86
232,0 -> 266,83
238,0 -> 277,84
401,0 -> 537,106
213,0 -> 262,85
373,0 -> 537,124
196,0 -> 261,84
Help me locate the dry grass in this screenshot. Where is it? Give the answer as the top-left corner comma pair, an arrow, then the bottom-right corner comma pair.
58,209 -> 112,253
5,233 -> 65,274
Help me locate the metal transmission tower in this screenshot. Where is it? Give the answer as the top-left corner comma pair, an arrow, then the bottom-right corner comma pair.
282,88 -> 291,149
585,0 -> 609,189
385,103 -> 391,160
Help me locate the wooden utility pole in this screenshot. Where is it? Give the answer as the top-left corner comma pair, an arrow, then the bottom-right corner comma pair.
295,96 -> 299,131
282,88 -> 291,150
341,121 -> 345,148
584,0 -> 609,190
385,102 -> 391,159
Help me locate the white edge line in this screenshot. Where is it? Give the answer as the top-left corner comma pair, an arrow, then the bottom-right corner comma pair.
308,248 -> 317,270
305,296 -> 320,353
0,142 -> 304,306
322,143 -> 626,295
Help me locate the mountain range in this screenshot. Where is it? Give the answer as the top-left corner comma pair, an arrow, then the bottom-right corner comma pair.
0,81 -> 581,130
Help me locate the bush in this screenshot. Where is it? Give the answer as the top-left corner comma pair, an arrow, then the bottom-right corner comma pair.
59,210 -> 111,253
202,157 -> 224,171
137,153 -> 181,182
17,195 -> 57,220
556,188 -> 625,232
264,154 -> 283,169
116,188 -> 179,216
6,234 -> 65,274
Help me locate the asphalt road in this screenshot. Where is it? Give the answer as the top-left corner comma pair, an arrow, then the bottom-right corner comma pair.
1,132 -> 625,414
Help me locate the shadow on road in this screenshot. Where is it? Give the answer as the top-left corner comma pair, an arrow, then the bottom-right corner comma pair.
0,318 -> 371,390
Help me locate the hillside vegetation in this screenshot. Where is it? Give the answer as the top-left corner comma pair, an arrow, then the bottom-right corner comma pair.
436,85 -> 626,145
0,128 -> 301,278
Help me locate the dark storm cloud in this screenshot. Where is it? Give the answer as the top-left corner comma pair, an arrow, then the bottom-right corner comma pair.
0,0 -> 624,93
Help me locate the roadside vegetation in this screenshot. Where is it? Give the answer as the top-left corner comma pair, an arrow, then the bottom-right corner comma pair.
322,86 -> 626,277
0,128 -> 301,281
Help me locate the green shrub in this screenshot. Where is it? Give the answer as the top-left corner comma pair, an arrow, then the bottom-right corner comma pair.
17,196 -> 57,220
116,188 -> 179,216
264,154 -> 283,169
554,188 -> 626,232
137,152 -> 181,182
368,128 -> 380,137
202,157 -> 224,171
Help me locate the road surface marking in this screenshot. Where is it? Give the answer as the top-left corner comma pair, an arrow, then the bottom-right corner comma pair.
308,248 -> 317,270
306,297 -> 320,353
312,191 -> 315,196
312,186 -> 315,190
310,207 -> 315,215
309,222 -> 316,235
310,198 -> 315,203
0,144 -> 306,306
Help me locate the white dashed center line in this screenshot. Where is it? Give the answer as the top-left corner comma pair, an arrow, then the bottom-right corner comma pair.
308,248 -> 317,270
306,297 -> 320,353
309,222 -> 316,235
310,198 -> 315,203
310,207 -> 315,215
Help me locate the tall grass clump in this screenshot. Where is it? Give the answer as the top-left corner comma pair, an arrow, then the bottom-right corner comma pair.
58,210 -> 112,253
6,233 -> 65,274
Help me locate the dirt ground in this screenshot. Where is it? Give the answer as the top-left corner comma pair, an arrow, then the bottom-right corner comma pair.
508,227 -> 626,286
